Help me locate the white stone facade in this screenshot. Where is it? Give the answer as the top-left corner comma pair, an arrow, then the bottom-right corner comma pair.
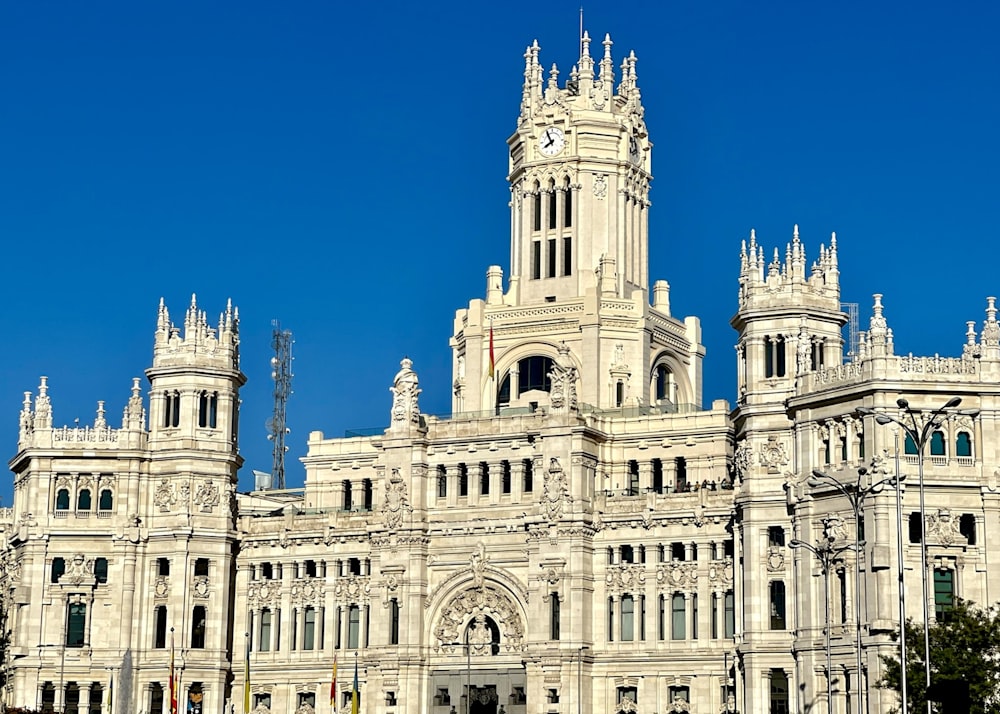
4,31 -> 1000,714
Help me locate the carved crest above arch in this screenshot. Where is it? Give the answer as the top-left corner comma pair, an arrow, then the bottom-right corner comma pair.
433,585 -> 525,654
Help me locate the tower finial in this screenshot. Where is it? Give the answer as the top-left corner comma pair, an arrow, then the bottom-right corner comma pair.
599,33 -> 614,85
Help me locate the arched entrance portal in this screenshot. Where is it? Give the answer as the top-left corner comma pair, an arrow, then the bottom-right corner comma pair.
431,586 -> 528,714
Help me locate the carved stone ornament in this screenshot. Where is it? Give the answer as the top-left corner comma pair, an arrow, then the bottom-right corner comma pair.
766,547 -> 785,572
542,458 -> 568,522
193,480 -> 220,513
822,517 -> 848,545
295,705 -> 315,714
333,576 -> 371,604
926,509 -> 966,546
547,342 -> 579,413
154,478 -> 176,512
657,562 -> 698,591
433,586 -> 525,653
708,558 -> 734,587
733,441 -> 752,481
758,436 -> 789,474
248,580 -> 279,608
382,468 -> 411,530
251,705 -> 270,714
470,543 -> 489,590
290,580 -> 322,605
193,575 -> 210,599
154,577 -> 170,599
61,553 -> 93,586
667,694 -> 690,712
593,174 -> 608,199
389,357 -> 421,426
618,693 -> 639,713
606,565 -> 646,592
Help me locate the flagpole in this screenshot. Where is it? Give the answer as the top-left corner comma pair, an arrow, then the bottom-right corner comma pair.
352,652 -> 359,714
243,631 -> 251,714
331,650 -> 338,713
169,628 -> 177,714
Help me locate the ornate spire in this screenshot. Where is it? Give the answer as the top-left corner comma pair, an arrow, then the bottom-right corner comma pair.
579,30 -> 594,80
599,33 -> 614,87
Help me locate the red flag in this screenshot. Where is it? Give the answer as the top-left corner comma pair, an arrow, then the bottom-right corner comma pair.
169,633 -> 178,714
488,323 -> 495,379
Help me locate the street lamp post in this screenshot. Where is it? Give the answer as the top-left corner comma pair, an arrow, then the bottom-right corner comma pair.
790,534 -> 856,714
577,645 -> 589,714
809,464 -> 904,714
892,433 -> 909,714
858,396 -> 978,714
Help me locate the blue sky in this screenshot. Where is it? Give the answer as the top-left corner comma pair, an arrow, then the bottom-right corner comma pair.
2,1 -> 998,500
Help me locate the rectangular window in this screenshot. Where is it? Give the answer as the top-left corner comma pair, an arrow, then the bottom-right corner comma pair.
532,241 -> 541,279
724,591 -> 735,638
194,558 -> 209,577
479,462 -> 490,496
51,557 -> 66,584
563,236 -> 572,276
437,467 -> 447,499
67,602 -> 87,647
639,594 -> 646,640
389,598 -> 400,645
348,605 -> 360,649
149,684 -> 164,714
157,558 -> 170,577
691,593 -> 699,639
154,606 -> 167,649
769,669 -> 789,714
501,461 -> 511,494
564,189 -> 572,227
304,607 -> 316,650
768,526 -> 785,547
191,606 -> 206,648
548,191 -> 557,230
658,594 -> 666,640
711,593 -> 719,639
909,512 -> 922,543
547,238 -> 557,278
259,610 -> 272,652
550,593 -> 560,640
607,598 -> 614,642
459,465 -> 469,497
671,594 -> 686,640
934,570 -> 955,622
769,581 -> 786,630
533,193 -> 541,231
523,459 -> 533,492
621,595 -> 634,642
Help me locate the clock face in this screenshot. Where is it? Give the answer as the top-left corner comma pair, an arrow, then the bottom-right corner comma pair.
538,126 -> 565,156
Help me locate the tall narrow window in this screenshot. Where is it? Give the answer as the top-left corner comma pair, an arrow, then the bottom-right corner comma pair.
532,185 -> 541,231
479,463 -> 490,496
56,488 -> 70,511
163,391 -> 181,428
769,670 -> 789,714
501,460 -> 512,494
532,241 -> 541,279
523,459 -> 534,492
652,458 -> 663,493
563,235 -> 572,276
956,432 -> 972,458
691,593 -> 699,639
157,557 -> 170,576
51,557 -> 66,584
547,238 -> 557,278
548,186 -> 557,230
94,558 -> 108,584
675,457 -> 688,491
98,489 -> 113,511
348,605 -> 360,648
621,594 -> 634,642
615,381 -> 624,407
67,603 -> 87,647
563,178 -> 572,227
389,598 -> 400,645
149,683 -> 164,714
904,434 -> 918,455
304,607 -> 316,650
550,593 -> 561,640
724,590 -> 735,638
671,593 -> 686,640
838,570 -> 848,624
362,479 -> 373,511
639,594 -> 646,640
77,489 -> 92,511
259,609 -> 272,652
191,605 -> 206,648
154,606 -> 168,648
198,391 -> 218,428
459,464 -> 469,497
775,336 -> 786,377
909,512 -> 922,543
658,594 -> 666,640
607,597 -> 614,642
930,430 -> 946,456
934,569 -> 955,622
769,581 -> 786,630
764,336 -> 775,378
711,593 -> 719,639
342,480 -> 353,511
628,461 -> 639,495
437,466 -> 447,499
960,514 -> 977,545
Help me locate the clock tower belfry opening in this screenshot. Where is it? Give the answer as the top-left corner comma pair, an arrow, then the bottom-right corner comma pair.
450,33 -> 705,416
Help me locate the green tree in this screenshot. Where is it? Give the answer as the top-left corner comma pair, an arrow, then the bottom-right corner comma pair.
879,599 -> 1000,713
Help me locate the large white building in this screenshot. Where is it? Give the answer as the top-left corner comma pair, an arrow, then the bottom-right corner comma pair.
4,30 -> 1000,714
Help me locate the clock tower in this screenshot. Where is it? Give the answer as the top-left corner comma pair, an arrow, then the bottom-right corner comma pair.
451,33 -> 705,415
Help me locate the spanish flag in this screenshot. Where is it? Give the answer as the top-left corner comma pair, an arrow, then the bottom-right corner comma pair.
488,322 -> 495,379
107,672 -> 113,714
169,633 -> 178,714
351,658 -> 359,714
330,651 -> 338,708
243,635 -> 251,713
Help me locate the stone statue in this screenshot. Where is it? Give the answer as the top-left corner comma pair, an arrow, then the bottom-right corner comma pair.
390,358 -> 421,426
547,343 -> 578,412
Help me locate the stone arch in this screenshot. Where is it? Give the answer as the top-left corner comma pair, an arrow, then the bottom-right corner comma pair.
486,340 -> 582,408
648,350 -> 693,408
431,581 -> 527,654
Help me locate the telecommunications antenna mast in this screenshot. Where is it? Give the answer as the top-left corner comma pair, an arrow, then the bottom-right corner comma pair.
266,320 -> 293,490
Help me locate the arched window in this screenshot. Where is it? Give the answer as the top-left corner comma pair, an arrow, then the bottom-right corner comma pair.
930,430 -> 946,456
98,489 -> 113,511
532,182 -> 541,232
904,433 -> 918,455
56,489 -> 70,511
77,489 -> 92,511
563,176 -> 572,229
655,364 -> 674,402
956,432 -> 972,458
198,391 -> 218,428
